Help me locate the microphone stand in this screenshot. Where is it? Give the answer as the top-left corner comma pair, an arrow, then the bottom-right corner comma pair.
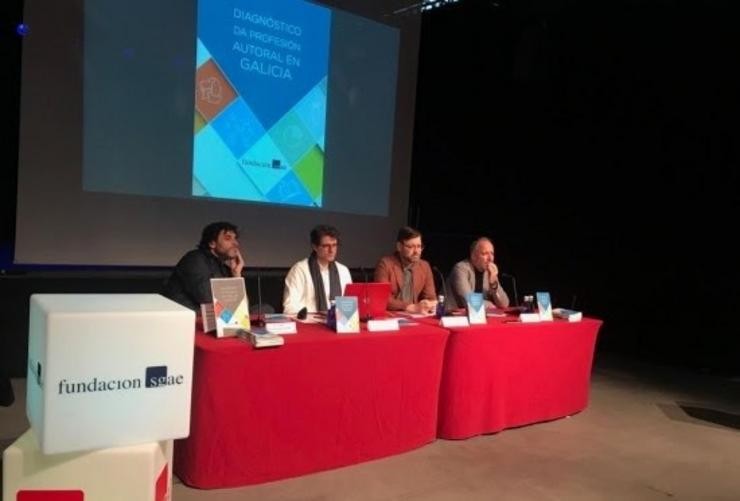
360,266 -> 371,322
500,272 -> 519,307
253,269 -> 265,327
432,266 -> 447,316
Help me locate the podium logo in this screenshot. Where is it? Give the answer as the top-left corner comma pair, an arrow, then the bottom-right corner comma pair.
58,376 -> 141,394
145,365 -> 185,388
56,366 -> 184,394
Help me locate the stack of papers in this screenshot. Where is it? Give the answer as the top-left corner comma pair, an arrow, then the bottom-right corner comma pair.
248,330 -> 285,348
552,308 -> 583,322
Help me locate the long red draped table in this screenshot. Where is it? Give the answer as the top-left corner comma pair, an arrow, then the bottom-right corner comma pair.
435,316 -> 602,439
174,321 -> 449,489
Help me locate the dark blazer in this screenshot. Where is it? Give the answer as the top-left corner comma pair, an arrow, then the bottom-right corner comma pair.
163,248 -> 232,311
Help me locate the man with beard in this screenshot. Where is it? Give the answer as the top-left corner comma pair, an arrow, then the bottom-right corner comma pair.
374,226 -> 437,314
163,221 -> 245,311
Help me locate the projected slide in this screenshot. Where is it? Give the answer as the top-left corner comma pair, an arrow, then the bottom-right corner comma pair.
193,0 -> 331,207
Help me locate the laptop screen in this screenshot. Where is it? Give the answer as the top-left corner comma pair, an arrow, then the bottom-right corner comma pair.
343,282 -> 391,320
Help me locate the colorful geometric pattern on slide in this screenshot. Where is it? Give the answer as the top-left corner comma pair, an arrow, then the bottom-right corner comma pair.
193,57 -> 326,207
191,0 -> 330,208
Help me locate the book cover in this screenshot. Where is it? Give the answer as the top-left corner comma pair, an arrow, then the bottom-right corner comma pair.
335,296 -> 360,333
210,277 -> 250,337
536,291 -> 553,321
466,292 -> 486,324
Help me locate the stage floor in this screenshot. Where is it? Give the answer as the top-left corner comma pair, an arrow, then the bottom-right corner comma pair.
2,352 -> 738,500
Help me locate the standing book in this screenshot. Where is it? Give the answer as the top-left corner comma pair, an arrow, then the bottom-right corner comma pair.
466,292 -> 487,325
536,291 -> 553,321
335,296 -> 360,333
210,277 -> 250,337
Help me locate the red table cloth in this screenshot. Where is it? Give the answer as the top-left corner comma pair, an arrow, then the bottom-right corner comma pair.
174,322 -> 449,488
436,316 -> 602,439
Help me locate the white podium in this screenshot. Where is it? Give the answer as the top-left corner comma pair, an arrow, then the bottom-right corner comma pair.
3,429 -> 173,501
26,294 -> 195,454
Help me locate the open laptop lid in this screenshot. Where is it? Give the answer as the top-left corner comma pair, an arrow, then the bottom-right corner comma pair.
343,282 -> 391,320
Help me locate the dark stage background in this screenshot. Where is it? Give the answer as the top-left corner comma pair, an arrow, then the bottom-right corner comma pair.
2,0 -> 738,378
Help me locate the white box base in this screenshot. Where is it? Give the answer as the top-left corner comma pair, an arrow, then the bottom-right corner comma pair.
3,429 -> 173,501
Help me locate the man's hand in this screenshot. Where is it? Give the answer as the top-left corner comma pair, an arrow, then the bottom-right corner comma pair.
406,299 -> 437,315
419,299 -> 437,314
487,262 -> 499,285
228,249 -> 245,277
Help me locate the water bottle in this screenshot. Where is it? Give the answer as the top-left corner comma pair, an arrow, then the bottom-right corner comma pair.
435,295 -> 446,319
523,295 -> 535,313
326,300 -> 337,330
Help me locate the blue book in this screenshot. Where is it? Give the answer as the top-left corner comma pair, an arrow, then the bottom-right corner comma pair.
536,292 -> 553,321
466,292 -> 486,324
335,296 -> 360,333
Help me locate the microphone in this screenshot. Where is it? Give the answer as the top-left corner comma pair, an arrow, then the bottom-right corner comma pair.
296,307 -> 308,320
500,272 -> 519,307
359,266 -> 369,283
431,266 -> 447,300
359,266 -> 371,321
432,266 -> 447,317
252,268 -> 265,327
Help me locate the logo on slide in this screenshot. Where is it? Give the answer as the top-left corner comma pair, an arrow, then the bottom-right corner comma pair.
197,76 -> 223,104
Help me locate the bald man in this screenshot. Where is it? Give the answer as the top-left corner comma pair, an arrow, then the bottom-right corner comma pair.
447,237 -> 509,309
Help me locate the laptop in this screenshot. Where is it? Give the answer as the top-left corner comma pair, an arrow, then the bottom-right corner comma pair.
343,282 -> 391,320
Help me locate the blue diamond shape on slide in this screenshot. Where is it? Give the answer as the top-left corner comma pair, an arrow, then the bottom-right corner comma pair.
293,81 -> 327,147
196,38 -> 211,68
265,171 -> 316,207
237,135 -> 291,196
193,124 -> 264,202
211,97 -> 266,158
269,111 -> 314,166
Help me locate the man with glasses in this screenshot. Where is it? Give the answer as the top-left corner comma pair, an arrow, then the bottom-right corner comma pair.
374,226 -> 437,314
282,224 -> 353,314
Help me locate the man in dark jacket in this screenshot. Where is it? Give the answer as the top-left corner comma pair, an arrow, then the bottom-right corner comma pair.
163,222 -> 244,311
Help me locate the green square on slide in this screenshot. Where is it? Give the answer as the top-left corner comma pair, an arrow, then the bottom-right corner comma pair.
293,145 -> 324,200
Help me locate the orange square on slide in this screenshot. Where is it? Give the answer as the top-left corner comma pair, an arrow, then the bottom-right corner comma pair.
195,59 -> 237,121
17,491 -> 84,501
